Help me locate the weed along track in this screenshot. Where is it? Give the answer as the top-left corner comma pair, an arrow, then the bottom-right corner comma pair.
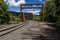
0,21 -> 29,37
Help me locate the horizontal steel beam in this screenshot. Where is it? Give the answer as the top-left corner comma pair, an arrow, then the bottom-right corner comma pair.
21,4 -> 43,6
22,7 -> 42,9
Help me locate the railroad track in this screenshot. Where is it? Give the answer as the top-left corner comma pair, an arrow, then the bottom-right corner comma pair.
21,21 -> 56,40
0,20 -> 29,37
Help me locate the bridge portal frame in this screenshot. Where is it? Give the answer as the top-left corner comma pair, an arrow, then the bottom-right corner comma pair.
20,4 -> 44,22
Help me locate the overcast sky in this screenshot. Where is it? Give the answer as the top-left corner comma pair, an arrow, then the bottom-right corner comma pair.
4,0 -> 44,15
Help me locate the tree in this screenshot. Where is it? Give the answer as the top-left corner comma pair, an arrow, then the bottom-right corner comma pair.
0,0 -> 10,24
39,0 -> 56,22
55,0 -> 60,16
55,0 -> 60,29
45,0 -> 56,22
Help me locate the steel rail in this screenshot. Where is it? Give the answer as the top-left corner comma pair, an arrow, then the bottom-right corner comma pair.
0,21 -> 29,37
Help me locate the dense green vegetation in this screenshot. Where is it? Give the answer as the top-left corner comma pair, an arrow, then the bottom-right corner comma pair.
8,11 -> 20,24
55,0 -> 60,30
39,0 -> 60,30
39,0 -> 56,22
0,0 -> 10,24
0,0 -> 20,25
34,15 -> 40,21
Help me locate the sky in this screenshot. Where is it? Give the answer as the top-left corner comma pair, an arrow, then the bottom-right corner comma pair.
4,0 -> 44,15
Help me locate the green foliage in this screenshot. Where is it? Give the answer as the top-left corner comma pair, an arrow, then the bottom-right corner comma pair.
39,0 -> 60,29
56,16 -> 60,30
0,13 -> 10,24
10,15 -> 20,24
39,10 -> 46,21
0,0 -> 20,24
45,0 -> 56,22
34,15 -> 40,21
8,13 -> 20,24
0,0 -> 10,24
39,0 -> 56,22
55,0 -> 60,30
55,0 -> 60,16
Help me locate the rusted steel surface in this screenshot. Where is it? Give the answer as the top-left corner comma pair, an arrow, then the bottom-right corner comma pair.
20,5 -> 24,22
24,12 -> 33,20
42,4 -> 44,22
21,4 -> 43,6
22,7 -> 42,9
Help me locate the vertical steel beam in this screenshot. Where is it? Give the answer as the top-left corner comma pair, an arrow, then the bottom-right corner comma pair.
20,4 -> 24,22
42,4 -> 44,22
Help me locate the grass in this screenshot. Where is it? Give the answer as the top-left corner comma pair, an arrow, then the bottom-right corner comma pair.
34,15 -> 40,21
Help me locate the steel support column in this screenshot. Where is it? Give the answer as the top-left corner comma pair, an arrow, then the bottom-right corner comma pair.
20,4 -> 24,22
42,4 -> 44,22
